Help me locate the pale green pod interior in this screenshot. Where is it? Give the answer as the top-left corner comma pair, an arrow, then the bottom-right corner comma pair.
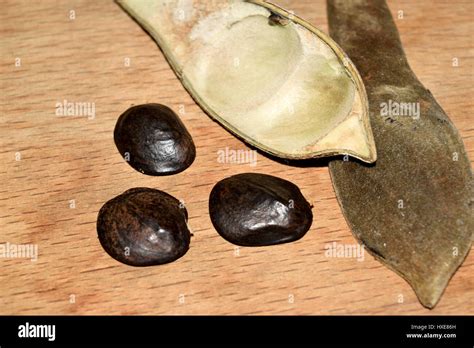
118,0 -> 376,163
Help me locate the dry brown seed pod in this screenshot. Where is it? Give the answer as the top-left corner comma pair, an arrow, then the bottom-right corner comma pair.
117,0 -> 376,163
327,0 -> 473,308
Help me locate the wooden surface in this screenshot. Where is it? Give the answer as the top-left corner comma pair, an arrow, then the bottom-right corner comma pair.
0,0 -> 472,315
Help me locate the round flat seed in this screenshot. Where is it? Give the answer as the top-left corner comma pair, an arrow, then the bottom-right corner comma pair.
97,187 -> 191,266
209,173 -> 313,246
114,103 -> 196,175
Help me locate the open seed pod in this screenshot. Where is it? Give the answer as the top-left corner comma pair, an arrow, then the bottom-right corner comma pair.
117,0 -> 376,162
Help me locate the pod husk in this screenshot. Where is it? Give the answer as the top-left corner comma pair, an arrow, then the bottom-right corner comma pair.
327,0 -> 473,308
117,0 -> 376,163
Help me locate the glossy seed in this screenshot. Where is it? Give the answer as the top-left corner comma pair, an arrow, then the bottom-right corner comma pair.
114,103 -> 196,176
97,188 -> 191,266
209,173 -> 313,246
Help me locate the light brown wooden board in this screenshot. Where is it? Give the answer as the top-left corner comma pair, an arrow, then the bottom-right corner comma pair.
0,0 -> 472,314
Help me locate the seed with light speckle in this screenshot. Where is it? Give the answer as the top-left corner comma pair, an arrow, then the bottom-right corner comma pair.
97,187 -> 191,266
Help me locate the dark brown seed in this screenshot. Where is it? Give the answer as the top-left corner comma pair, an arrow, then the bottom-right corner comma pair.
97,187 -> 191,266
114,103 -> 196,176
209,173 -> 313,246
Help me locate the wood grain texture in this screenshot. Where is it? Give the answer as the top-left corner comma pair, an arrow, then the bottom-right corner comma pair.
0,0 -> 472,315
